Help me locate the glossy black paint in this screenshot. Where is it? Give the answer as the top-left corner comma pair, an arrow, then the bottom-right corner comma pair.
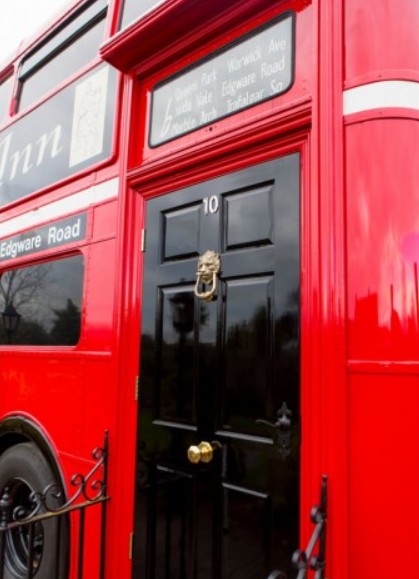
134,155 -> 300,578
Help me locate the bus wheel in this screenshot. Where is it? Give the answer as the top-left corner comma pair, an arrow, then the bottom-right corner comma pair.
0,442 -> 68,579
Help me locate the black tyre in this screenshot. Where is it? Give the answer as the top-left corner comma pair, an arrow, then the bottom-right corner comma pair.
0,443 -> 68,579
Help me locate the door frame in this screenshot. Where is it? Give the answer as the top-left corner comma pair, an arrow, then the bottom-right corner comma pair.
123,129 -> 322,569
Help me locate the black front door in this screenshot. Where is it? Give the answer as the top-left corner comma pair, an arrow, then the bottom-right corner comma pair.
134,155 -> 300,579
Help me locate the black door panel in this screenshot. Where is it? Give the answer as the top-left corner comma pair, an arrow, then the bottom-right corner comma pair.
134,155 -> 300,578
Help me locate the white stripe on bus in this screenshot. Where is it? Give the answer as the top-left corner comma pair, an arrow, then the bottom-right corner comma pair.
343,80 -> 419,116
0,177 -> 119,238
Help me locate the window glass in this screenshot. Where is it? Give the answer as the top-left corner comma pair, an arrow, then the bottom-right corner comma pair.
0,76 -> 12,123
119,0 -> 164,30
18,0 -> 107,111
0,64 -> 117,207
0,255 -> 84,346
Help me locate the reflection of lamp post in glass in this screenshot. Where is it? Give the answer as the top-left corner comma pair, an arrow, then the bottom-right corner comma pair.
170,291 -> 194,336
2,302 -> 21,344
170,292 -> 194,420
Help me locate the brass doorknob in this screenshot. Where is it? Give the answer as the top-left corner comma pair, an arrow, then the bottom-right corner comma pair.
187,441 -> 218,464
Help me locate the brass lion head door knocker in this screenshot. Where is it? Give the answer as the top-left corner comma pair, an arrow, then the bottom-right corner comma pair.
194,250 -> 221,302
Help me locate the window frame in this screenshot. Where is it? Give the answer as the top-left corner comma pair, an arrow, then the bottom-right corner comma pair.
0,68 -> 14,125
16,0 -> 108,113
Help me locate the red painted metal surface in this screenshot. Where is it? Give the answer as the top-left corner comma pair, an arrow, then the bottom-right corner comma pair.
344,0 -> 419,577
345,0 -> 419,87
347,120 -> 419,361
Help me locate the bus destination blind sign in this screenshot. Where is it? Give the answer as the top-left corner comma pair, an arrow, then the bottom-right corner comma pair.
150,14 -> 294,146
0,65 -> 117,208
0,213 -> 87,262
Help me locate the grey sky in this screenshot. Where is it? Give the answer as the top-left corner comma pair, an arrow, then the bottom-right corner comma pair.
0,0 -> 71,66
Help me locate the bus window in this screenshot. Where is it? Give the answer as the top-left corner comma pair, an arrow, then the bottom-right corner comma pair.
0,75 -> 12,124
0,254 -> 84,346
18,0 -> 107,111
0,63 -> 118,207
118,0 -> 164,30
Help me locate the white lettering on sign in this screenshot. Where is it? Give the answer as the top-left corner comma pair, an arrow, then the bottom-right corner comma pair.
200,108 -> 217,123
221,73 -> 257,97
48,218 -> 81,245
0,214 -> 86,262
227,46 -> 263,72
36,126 -> 63,165
227,89 -> 265,112
201,68 -> 217,85
150,14 -> 294,146
0,235 -> 42,259
171,117 -> 197,137
0,126 -> 63,188
260,57 -> 286,78
269,38 -> 287,53
196,91 -> 213,107
175,83 -> 198,100
160,97 -> 174,139
0,133 -> 12,188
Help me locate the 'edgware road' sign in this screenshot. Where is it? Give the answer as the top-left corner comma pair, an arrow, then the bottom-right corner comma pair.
0,213 -> 87,262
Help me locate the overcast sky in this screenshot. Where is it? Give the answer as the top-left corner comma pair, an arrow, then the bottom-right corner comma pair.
0,0 -> 71,65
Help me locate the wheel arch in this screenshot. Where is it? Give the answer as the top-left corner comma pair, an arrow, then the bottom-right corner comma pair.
0,416 -> 66,492
0,418 -> 70,579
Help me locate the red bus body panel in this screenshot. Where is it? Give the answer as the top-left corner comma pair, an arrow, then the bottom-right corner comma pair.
344,2 -> 419,576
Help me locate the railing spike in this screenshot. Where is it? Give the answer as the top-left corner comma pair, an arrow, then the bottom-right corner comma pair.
266,475 -> 328,579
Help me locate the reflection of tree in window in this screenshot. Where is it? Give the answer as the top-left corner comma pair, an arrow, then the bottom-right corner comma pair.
50,299 -> 81,345
0,264 -> 51,313
0,265 -> 51,344
0,255 -> 83,346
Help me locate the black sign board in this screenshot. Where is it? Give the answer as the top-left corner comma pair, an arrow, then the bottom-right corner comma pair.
0,213 -> 87,262
150,13 -> 294,146
0,64 -> 117,208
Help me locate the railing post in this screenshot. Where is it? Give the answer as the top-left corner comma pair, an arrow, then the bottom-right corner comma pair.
0,488 -> 11,579
99,430 -> 109,579
292,475 -> 328,579
266,476 -> 328,579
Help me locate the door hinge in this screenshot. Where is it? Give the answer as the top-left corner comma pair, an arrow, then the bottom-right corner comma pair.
135,376 -> 139,401
129,531 -> 134,560
141,229 -> 146,252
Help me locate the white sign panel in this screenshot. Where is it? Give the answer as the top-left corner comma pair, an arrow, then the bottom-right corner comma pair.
150,14 -> 294,146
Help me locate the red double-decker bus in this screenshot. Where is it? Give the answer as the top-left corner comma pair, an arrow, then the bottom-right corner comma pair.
1,0 -> 419,578
0,1 -> 120,577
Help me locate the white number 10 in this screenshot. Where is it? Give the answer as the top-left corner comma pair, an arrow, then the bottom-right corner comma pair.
203,195 -> 219,215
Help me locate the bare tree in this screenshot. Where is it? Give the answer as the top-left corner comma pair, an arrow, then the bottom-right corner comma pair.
0,263 -> 52,316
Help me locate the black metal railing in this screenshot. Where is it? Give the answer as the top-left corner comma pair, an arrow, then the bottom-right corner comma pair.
292,475 -> 328,579
267,475 -> 328,579
0,431 -> 109,579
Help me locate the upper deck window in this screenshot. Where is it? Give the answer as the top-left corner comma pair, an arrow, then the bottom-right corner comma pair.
0,63 -> 118,208
0,254 -> 84,346
118,0 -> 164,30
0,75 -> 12,124
18,0 -> 107,112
